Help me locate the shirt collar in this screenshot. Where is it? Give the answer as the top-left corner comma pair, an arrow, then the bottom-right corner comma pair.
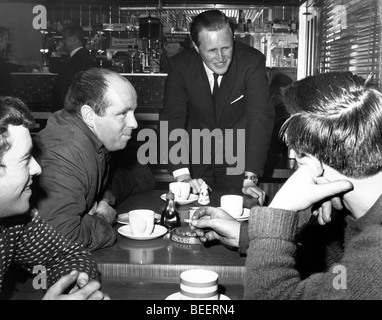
203,62 -> 214,78
203,62 -> 222,90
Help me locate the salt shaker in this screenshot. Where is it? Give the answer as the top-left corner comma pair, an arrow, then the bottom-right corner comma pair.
198,182 -> 210,205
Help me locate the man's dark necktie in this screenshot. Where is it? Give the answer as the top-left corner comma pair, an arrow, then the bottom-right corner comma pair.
213,73 -> 219,120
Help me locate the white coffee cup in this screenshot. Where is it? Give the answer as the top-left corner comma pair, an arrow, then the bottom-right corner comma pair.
180,269 -> 219,300
220,195 -> 243,218
169,182 -> 191,200
129,209 -> 155,236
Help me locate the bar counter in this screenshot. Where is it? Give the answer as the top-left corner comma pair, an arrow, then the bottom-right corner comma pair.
10,71 -> 167,109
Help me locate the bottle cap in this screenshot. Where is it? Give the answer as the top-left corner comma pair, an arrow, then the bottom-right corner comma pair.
166,190 -> 175,200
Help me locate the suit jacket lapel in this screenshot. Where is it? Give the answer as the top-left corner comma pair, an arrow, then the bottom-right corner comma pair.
67,48 -> 83,68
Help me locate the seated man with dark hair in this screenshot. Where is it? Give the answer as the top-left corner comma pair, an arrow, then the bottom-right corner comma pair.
0,96 -> 108,300
191,71 -> 382,299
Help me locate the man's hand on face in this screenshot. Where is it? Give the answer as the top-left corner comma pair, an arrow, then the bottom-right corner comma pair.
269,155 -> 354,216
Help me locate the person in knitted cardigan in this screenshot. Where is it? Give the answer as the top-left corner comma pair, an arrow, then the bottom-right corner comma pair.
190,71 -> 382,299
0,96 -> 108,300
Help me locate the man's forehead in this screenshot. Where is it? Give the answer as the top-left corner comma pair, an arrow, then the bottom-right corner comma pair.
6,125 -> 32,156
201,25 -> 232,36
199,29 -> 232,45
107,75 -> 136,97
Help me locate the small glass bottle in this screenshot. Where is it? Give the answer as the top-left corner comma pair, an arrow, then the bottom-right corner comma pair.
246,19 -> 252,32
238,10 -> 245,32
149,50 -> 160,73
161,190 -> 180,230
132,45 -> 141,73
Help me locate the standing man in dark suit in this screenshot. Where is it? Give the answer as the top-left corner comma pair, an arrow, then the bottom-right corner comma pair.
52,25 -> 94,108
160,10 -> 274,194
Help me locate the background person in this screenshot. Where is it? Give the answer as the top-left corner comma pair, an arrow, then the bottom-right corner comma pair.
0,26 -> 39,96
33,68 -> 155,251
190,71 -> 382,299
51,25 -> 95,109
160,10 -> 274,193
0,96 -> 108,300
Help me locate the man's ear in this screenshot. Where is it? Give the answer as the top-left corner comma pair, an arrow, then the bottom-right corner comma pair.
192,41 -> 200,54
296,153 -> 324,177
80,105 -> 95,128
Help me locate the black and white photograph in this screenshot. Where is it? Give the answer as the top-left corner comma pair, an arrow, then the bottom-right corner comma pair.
0,0 -> 381,308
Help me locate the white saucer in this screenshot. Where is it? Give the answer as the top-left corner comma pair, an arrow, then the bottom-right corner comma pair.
218,207 -> 250,221
160,193 -> 199,205
118,225 -> 168,240
235,208 -> 250,221
118,212 -> 161,225
165,292 -> 230,300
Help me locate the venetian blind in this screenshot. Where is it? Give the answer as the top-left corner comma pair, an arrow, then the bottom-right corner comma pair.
318,0 -> 380,85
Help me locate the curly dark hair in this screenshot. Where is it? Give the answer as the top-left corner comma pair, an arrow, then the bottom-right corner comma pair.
0,96 -> 34,166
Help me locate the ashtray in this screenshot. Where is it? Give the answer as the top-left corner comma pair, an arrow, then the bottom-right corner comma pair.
170,226 -> 202,245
